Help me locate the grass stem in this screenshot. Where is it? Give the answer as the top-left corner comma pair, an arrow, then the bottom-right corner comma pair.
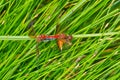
0,32 -> 119,40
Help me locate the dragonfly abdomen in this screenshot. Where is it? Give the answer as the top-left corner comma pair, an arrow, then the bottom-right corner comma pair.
37,35 -> 57,42
36,34 -> 72,43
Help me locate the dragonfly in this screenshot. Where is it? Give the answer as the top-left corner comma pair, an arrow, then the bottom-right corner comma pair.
28,14 -> 72,55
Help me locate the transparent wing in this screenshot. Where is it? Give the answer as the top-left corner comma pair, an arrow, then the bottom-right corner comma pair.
27,14 -> 41,55
55,11 -> 65,34
28,14 -> 40,38
55,13 -> 65,51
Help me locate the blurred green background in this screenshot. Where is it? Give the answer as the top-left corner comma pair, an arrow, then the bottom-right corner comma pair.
0,0 -> 120,79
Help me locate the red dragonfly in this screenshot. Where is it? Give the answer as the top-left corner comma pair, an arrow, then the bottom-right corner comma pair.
36,33 -> 72,51
28,14 -> 72,54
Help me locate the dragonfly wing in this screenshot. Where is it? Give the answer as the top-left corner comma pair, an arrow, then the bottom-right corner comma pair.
56,12 -> 72,51
28,24 -> 36,38
56,20 -> 64,50
56,14 -> 65,50
28,14 -> 40,38
28,21 -> 37,38
55,11 -> 64,34
27,14 -> 41,55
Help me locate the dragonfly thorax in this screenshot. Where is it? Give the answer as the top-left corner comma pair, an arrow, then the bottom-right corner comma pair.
56,34 -> 66,39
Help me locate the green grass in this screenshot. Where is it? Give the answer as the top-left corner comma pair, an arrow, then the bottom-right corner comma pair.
0,0 -> 120,79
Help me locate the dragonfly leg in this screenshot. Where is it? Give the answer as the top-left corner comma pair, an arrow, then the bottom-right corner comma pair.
36,40 -> 41,56
66,40 -> 72,45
